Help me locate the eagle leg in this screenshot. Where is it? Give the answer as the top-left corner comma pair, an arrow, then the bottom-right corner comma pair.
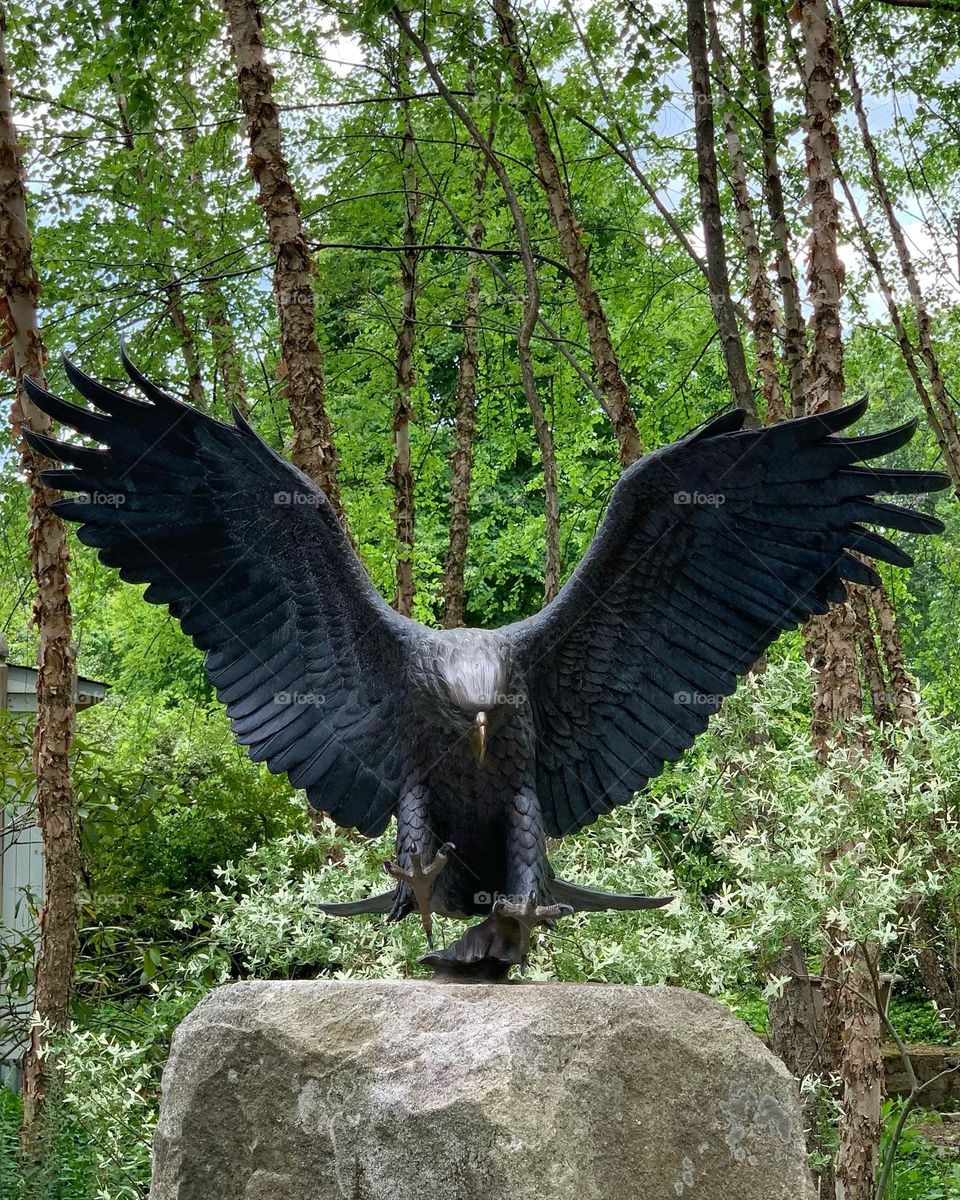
384,841 -> 454,947
420,891 -> 574,981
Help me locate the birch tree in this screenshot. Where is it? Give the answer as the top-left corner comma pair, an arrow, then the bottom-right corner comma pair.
221,0 -> 345,517
0,4 -> 78,1147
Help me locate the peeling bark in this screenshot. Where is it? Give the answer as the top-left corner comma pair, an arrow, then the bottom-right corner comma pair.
797,0 -> 845,416
804,602 -> 864,760
221,0 -> 344,518
794,11 -> 882,1194
705,0 -> 785,423
794,0 -> 861,755
0,5 -> 78,1146
685,0 -> 758,421
833,947 -> 884,1200
752,1 -> 809,417
870,586 -> 918,728
494,0 -> 642,466
850,586 -> 893,727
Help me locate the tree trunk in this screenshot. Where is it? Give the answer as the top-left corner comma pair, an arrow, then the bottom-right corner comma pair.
752,1 -> 810,417
443,141 -> 490,629
909,901 -> 958,1027
826,177 -> 923,731
796,0 -> 861,755
833,0 -> 960,482
685,0 -> 758,421
705,0 -> 785,423
850,587 -> 893,727
869,586 -> 918,728
766,938 -> 838,1192
767,940 -> 822,1084
442,260 -> 482,630
833,947 -> 884,1200
394,6 -> 559,602
797,0 -> 845,416
565,0 -> 712,286
199,279 -> 250,415
221,0 -> 345,518
795,6 -> 882,1195
392,36 -> 418,617
494,0 -> 642,467
0,6 -> 78,1147
165,280 -> 207,410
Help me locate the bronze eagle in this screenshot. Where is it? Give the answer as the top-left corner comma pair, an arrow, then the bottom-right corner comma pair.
24,351 -> 948,978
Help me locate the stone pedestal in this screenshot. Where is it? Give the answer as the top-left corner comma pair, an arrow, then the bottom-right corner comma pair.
150,979 -> 814,1200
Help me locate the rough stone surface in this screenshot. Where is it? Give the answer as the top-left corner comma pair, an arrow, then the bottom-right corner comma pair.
150,980 -> 815,1200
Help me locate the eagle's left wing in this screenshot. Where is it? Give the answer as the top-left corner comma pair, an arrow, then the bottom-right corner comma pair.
23,352 -> 423,836
506,400 -> 948,837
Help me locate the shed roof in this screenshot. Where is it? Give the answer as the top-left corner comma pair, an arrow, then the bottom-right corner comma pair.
0,635 -> 107,713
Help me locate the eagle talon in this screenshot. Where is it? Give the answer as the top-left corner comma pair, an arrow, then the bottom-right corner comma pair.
493,893 -> 574,927
384,843 -> 454,947
483,892 -> 577,969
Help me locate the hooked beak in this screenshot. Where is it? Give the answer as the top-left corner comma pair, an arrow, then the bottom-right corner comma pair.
469,711 -> 489,766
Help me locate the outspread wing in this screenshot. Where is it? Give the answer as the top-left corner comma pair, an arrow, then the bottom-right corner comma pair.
24,352 -> 418,836
506,400 -> 949,837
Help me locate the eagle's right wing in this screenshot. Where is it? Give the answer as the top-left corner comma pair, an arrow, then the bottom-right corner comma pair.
507,400 -> 948,837
25,352 -> 418,835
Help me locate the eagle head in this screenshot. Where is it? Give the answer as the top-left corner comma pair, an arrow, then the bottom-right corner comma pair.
414,632 -> 522,766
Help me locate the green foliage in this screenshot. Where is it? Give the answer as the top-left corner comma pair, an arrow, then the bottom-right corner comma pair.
0,989 -> 204,1200
880,1105 -> 960,1199
888,999 -> 960,1048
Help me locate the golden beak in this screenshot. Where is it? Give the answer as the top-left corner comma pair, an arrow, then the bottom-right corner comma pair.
469,711 -> 489,766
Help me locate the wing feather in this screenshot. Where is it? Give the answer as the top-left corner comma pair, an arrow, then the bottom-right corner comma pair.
24,355 -> 420,835
508,400 -> 948,836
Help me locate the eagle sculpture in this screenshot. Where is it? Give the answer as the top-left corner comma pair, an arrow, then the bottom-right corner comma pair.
24,352 -> 948,979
